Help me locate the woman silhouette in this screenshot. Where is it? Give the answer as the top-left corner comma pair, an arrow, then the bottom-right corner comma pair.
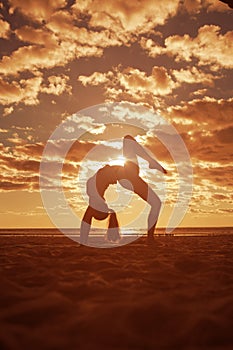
80,135 -> 167,245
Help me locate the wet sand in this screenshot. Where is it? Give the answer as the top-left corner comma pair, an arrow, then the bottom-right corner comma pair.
1,235 -> 233,350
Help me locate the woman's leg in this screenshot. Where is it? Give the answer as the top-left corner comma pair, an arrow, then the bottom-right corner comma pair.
135,178 -> 161,237
123,135 -> 166,173
123,135 -> 139,165
122,135 -> 162,237
119,176 -> 161,238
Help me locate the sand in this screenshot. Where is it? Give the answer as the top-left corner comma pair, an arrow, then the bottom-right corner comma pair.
0,234 -> 233,350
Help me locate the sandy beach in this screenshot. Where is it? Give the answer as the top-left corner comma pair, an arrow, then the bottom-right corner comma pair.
1,233 -> 233,350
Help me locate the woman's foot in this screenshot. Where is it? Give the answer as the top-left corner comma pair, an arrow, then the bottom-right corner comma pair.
149,160 -> 167,174
146,234 -> 155,245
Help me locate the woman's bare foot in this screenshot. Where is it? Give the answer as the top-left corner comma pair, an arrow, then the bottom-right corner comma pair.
146,234 -> 155,245
149,160 -> 167,174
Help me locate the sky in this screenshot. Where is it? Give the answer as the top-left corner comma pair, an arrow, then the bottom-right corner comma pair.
0,0 -> 232,229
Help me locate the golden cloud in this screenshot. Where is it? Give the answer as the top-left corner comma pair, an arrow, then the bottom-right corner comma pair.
194,164 -> 233,188
3,106 -> 14,116
78,72 -> 114,87
47,11 -> 122,47
0,77 -> 42,105
182,0 -> 202,14
1,1 -> 231,85
1,16 -> 115,78
41,75 -> 72,95
78,66 -> 177,106
183,0 -> 232,13
8,0 -> 67,21
127,66 -> 174,96
204,0 -> 233,12
15,25 -> 57,46
0,137 -> 100,192
141,25 -> 233,69
72,0 -> 179,33
0,1 -> 179,84
168,97 -> 233,128
0,19 -> 11,39
192,88 -> 208,97
0,74 -> 72,107
12,143 -> 44,159
0,40 -> 100,76
171,66 -> 217,86
0,143 -> 40,191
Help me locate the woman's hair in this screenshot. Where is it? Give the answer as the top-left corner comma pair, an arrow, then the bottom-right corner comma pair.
105,211 -> 121,242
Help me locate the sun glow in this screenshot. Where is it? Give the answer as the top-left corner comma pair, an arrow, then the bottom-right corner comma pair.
109,156 -> 126,166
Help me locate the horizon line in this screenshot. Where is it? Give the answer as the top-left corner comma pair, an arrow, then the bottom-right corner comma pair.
0,227 -> 232,230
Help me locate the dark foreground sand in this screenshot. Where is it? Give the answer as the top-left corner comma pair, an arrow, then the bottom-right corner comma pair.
0,235 -> 233,350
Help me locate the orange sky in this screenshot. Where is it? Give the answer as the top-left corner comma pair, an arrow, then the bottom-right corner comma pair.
0,0 -> 232,229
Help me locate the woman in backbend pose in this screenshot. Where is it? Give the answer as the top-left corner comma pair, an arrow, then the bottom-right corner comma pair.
80,135 -> 167,245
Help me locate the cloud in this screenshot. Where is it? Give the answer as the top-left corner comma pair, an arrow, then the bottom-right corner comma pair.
151,95 -> 233,166
182,0 -> 232,13
141,25 -> 233,69
171,66 -> 218,86
78,63 -> 223,109
12,143 -> 44,159
0,19 -> 11,39
0,74 -> 72,107
4,156 -> 40,172
188,129 -> 232,164
78,66 -> 177,107
2,1 -> 232,82
212,193 -> 229,200
215,125 -> 233,143
0,77 -> 42,106
204,0 -> 233,11
0,178 -> 33,191
47,11 -> 122,48
0,141 -> 45,191
77,71 -> 114,87
221,1 -> 233,9
8,0 -> 67,21
0,136 -> 103,192
7,132 -> 27,145
72,0 -> 179,34
194,164 -> 233,188
167,96 -> 233,128
15,25 -> 57,46
156,121 -> 232,167
3,106 -> 14,116
137,126 -> 233,208
182,0 -> 202,14
41,75 -> 72,95
0,41 -> 95,77
0,142 -> 41,191
1,17 -> 117,77
191,88 -> 208,97
1,17 -> 106,77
